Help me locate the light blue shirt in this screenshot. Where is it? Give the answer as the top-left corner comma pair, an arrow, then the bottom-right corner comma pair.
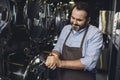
53,24 -> 103,71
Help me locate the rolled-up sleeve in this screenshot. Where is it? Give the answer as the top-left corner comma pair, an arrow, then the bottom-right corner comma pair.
80,31 -> 103,71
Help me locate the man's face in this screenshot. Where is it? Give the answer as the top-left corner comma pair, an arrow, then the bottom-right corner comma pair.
70,7 -> 90,31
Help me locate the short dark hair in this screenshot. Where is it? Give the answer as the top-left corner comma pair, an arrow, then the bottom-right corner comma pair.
71,1 -> 91,18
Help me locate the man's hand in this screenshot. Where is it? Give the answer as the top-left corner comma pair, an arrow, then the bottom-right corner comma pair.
45,51 -> 62,70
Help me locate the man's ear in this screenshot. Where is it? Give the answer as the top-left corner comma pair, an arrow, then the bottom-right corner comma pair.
87,17 -> 91,24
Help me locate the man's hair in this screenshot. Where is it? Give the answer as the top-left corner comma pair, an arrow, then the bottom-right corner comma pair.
71,1 -> 91,18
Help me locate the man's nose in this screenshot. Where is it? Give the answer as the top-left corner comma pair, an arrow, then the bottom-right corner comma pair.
73,20 -> 78,24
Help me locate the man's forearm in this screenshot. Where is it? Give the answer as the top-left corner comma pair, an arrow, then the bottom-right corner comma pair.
58,59 -> 85,70
49,50 -> 85,70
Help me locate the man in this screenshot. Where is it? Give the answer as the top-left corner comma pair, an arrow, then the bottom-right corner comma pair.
45,1 -> 103,80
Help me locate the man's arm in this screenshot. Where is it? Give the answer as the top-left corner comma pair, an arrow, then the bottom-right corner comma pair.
45,50 -> 85,70
58,59 -> 85,70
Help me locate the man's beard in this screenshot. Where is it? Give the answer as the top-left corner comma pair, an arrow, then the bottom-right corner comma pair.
71,24 -> 84,31
70,23 -> 88,31
72,25 -> 80,31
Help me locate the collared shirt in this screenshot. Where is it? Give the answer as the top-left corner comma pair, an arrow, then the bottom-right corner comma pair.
53,24 -> 103,71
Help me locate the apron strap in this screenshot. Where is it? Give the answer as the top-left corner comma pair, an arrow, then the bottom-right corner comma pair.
80,26 -> 89,48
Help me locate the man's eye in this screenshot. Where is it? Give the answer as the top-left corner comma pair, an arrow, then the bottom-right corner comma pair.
77,19 -> 82,21
72,17 -> 75,19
